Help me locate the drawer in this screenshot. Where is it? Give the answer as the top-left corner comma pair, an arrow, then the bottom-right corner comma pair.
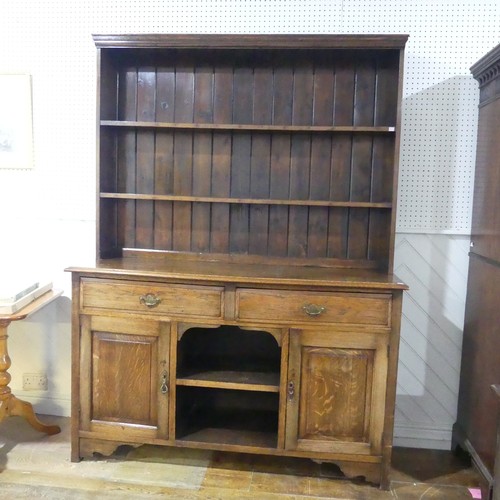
81,279 -> 224,319
235,289 -> 391,326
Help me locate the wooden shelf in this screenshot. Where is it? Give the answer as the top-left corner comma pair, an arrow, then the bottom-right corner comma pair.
176,370 -> 280,393
101,120 -> 396,133
99,192 -> 392,209
176,405 -> 279,450
177,427 -> 278,449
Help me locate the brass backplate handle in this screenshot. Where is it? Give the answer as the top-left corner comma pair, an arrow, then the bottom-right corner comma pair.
140,293 -> 161,308
302,304 -> 326,316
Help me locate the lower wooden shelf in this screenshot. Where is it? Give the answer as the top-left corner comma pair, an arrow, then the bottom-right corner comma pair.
176,389 -> 279,438
177,427 -> 278,449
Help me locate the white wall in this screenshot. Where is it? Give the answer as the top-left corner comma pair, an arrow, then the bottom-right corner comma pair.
1,0 -> 498,449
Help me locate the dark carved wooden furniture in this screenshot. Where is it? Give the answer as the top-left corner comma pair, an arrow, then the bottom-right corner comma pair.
67,34 -> 408,489
492,385 -> 500,500
453,43 -> 500,500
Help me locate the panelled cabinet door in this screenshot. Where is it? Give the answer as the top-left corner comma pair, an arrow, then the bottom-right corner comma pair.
285,329 -> 388,456
79,315 -> 170,440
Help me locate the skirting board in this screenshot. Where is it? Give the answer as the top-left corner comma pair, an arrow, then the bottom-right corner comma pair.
17,392 -> 71,418
452,422 -> 494,499
394,423 -> 452,450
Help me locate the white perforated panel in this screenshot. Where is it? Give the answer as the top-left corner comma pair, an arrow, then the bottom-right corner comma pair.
0,0 -> 498,232
340,0 -> 499,233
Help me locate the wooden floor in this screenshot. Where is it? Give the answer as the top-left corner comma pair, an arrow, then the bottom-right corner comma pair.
0,415 -> 481,499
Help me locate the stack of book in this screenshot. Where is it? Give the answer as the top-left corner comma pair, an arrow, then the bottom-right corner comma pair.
0,279 -> 53,314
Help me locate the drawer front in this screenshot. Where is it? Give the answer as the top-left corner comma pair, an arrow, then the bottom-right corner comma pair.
81,279 -> 223,319
236,289 -> 391,326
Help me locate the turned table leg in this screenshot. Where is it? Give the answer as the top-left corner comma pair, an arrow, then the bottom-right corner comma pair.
0,319 -> 60,435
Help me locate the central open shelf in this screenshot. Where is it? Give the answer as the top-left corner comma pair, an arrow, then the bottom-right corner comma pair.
176,325 -> 282,378
175,325 -> 282,448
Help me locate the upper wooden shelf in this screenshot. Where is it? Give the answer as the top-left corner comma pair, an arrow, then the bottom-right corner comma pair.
100,120 -> 396,133
99,192 -> 392,209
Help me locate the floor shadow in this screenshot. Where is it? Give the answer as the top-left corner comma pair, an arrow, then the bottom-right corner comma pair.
392,446 -> 472,483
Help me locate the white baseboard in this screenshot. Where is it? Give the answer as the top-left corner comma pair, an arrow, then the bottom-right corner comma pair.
394,422 -> 452,450
16,391 -> 71,417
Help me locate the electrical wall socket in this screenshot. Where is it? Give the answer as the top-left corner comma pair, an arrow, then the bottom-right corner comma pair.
22,373 -> 48,391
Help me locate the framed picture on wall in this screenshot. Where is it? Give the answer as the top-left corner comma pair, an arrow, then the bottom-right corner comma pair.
0,74 -> 34,169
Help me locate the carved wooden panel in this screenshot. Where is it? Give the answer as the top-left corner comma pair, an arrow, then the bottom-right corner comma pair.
299,347 -> 373,442
79,314 -> 170,435
91,331 -> 159,425
285,328 -> 386,456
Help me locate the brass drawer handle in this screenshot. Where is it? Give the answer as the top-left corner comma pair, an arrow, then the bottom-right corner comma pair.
302,304 -> 326,316
139,293 -> 161,308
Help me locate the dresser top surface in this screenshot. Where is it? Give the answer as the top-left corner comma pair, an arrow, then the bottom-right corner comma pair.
66,255 -> 407,290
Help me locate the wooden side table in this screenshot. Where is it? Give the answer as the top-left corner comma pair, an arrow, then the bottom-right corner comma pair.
0,290 -> 62,435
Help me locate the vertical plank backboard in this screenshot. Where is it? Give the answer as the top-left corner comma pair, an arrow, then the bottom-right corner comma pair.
267,58 -> 293,257
192,64 -> 214,253
333,55 -> 355,126
374,53 -> 399,127
229,61 -> 253,253
248,59 -> 273,255
154,66 -> 176,250
210,66 -> 232,253
117,68 -> 138,250
135,67 -> 156,248
172,62 -> 194,251
288,58 -> 313,258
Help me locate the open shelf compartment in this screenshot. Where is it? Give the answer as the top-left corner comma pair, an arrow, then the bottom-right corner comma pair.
175,325 -> 282,448
175,386 -> 280,449
176,325 -> 281,391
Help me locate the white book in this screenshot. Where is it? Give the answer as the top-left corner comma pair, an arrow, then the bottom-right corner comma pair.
0,281 -> 53,314
0,280 -> 40,304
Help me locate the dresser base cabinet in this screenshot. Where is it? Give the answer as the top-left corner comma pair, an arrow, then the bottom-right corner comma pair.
69,263 -> 405,489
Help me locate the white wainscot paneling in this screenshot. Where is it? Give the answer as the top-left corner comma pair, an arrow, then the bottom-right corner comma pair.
3,219 -> 95,418
393,233 -> 470,449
